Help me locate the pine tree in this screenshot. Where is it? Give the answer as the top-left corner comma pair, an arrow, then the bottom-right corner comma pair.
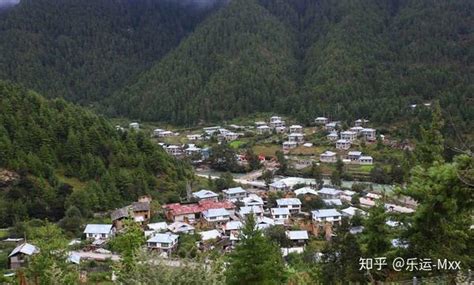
225,214 -> 287,285
414,101 -> 445,166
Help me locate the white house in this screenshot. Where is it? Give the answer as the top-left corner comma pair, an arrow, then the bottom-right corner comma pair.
202,208 -> 230,224
315,117 -> 329,125
271,208 -> 290,224
340,131 -> 357,142
238,206 -> 264,219
275,126 -> 287,133
219,131 -> 239,142
185,144 -> 202,157
255,121 -> 267,127
243,194 -> 264,208
270,120 -> 285,129
157,130 -> 174,137
164,145 -> 182,156
336,139 -> 351,150
341,206 -> 366,217
168,222 -> 195,234
256,217 -> 275,230
147,222 -> 168,232
84,224 -> 114,240
276,198 -> 302,214
200,230 -> 222,241
222,187 -> 248,200
325,122 -> 339,131
147,233 -> 179,255
192,190 -> 219,202
354,119 -> 369,127
347,151 -> 362,161
270,116 -> 282,123
186,134 -> 202,141
327,131 -> 339,141
317,187 -> 342,199
269,180 -> 290,192
349,126 -> 364,134
153,128 -> 165,136
358,156 -> 373,165
256,125 -> 271,134
129,122 -> 139,130
312,209 -> 342,224
203,126 -> 221,135
320,151 -> 337,163
286,230 -> 309,245
289,125 -> 303,134
222,221 -> 243,235
283,141 -> 297,150
288,133 -> 304,144
361,128 -> 376,141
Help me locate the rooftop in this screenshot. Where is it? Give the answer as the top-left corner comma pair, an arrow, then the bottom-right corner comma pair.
312,209 -> 342,218
276,198 -> 302,206
192,189 -> 218,199
222,187 -> 247,195
318,187 -> 342,196
83,224 -> 113,234
202,208 -> 229,218
147,233 -> 178,244
9,243 -> 39,257
286,230 -> 309,240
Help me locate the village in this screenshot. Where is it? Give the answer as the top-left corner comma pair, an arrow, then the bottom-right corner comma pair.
2,114 -> 419,278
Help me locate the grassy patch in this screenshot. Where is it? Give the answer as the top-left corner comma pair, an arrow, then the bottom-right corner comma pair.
229,140 -> 246,149
55,171 -> 86,190
253,144 -> 281,157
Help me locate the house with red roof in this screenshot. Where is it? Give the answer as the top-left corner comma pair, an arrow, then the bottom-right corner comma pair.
162,200 -> 236,223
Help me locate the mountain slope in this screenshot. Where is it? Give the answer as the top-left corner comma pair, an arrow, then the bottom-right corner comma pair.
111,0 -> 298,125
0,0 -> 217,104
0,81 -> 192,227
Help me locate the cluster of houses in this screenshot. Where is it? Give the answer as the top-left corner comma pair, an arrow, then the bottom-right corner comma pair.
320,150 -> 373,165
5,178 -> 415,270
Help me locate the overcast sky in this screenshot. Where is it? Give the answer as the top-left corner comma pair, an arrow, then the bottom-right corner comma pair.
0,0 -> 20,8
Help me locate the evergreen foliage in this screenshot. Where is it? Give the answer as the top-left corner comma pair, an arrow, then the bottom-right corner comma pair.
0,82 -> 192,227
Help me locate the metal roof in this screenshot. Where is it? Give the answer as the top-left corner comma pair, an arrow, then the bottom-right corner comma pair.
200,230 -> 221,241
311,209 -> 342,218
223,187 -> 247,195
147,233 -> 178,244
318,188 -> 342,196
9,243 -> 39,257
192,190 -> 218,199
83,224 -> 113,234
276,198 -> 302,206
202,208 -> 229,218
286,230 -> 309,240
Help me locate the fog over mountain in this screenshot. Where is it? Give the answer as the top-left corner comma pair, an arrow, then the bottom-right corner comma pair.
0,0 -> 20,8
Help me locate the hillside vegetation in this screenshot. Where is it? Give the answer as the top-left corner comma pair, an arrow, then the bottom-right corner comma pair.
0,0 -> 471,130
0,0 -> 217,103
0,81 -> 192,227
114,0 -> 472,128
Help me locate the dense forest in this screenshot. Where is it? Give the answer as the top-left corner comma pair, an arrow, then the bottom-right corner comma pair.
0,0 -> 472,131
0,0 -> 219,103
113,0 -> 473,128
0,81 -> 192,227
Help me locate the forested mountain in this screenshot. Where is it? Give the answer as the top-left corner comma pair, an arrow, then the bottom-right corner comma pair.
0,81 -> 192,227
112,0 -> 472,127
112,0 -> 299,124
0,0 -> 472,129
0,0 -> 219,103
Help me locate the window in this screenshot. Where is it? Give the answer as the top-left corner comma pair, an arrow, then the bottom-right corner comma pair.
101,233 -> 106,238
